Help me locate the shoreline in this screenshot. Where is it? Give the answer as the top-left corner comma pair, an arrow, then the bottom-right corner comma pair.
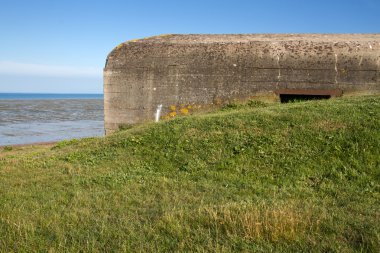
0,141 -> 58,148
0,140 -> 58,158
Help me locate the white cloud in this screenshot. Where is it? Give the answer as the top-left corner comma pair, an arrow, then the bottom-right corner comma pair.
0,61 -> 102,78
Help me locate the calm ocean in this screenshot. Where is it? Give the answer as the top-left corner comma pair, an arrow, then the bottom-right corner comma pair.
0,93 -> 104,146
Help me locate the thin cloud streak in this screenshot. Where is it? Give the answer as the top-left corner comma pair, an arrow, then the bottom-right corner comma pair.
0,61 -> 102,78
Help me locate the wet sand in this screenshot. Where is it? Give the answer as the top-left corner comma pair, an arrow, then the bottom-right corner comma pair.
0,99 -> 104,146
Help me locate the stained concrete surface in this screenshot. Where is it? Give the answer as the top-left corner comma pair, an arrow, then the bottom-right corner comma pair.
104,34 -> 380,133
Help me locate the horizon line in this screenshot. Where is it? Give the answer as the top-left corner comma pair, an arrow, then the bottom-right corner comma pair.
0,92 -> 103,94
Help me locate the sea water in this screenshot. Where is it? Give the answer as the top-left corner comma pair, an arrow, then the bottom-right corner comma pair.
0,93 -> 104,146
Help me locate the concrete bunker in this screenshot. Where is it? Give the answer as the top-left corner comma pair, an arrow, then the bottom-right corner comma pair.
104,34 -> 380,134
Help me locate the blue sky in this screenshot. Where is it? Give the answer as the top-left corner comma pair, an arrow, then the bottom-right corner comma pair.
0,0 -> 379,93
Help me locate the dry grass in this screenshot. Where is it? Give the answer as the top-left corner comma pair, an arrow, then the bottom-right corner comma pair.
195,202 -> 322,242
313,119 -> 347,132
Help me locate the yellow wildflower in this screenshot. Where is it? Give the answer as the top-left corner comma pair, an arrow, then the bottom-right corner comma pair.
180,108 -> 189,115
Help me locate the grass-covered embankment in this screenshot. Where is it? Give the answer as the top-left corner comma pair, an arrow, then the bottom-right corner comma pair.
0,96 -> 379,252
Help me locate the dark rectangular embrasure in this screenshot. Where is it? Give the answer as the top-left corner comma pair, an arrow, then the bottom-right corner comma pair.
275,89 -> 343,103
279,94 -> 330,103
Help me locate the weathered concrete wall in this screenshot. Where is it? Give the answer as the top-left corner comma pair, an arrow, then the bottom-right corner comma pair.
104,34 -> 380,133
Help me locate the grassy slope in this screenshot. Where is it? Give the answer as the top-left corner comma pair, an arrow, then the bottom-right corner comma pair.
0,96 -> 379,252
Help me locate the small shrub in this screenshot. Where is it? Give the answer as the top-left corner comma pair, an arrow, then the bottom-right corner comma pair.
119,124 -> 133,131
221,103 -> 241,111
247,100 -> 268,108
3,146 -> 13,151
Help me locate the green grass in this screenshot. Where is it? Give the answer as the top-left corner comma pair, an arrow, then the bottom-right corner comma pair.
1,96 -> 379,252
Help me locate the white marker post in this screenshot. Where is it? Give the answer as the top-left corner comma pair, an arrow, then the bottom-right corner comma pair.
155,104 -> 163,122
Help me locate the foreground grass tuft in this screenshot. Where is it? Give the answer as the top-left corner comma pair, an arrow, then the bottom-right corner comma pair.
0,96 -> 379,252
